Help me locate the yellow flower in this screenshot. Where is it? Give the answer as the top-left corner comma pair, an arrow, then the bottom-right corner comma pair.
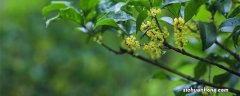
173,17 -> 188,50
140,21 -> 152,32
148,8 -> 161,18
122,35 -> 140,51
93,34 -> 102,44
143,41 -> 162,59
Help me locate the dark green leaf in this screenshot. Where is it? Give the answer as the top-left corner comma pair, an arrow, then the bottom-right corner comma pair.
198,22 -> 217,50
194,62 -> 207,79
59,7 -> 82,24
220,17 -> 240,32
184,0 -> 208,22
119,20 -> 136,34
152,71 -> 168,80
95,18 -> 119,29
42,1 -> 71,16
232,25 -> 240,47
136,10 -> 148,31
228,6 -> 240,18
216,0 -> 232,16
167,3 -> 181,17
162,0 -> 190,7
213,73 -> 231,84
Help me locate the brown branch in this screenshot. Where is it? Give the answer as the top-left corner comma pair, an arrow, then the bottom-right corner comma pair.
101,43 -> 240,94
215,40 -> 240,61
163,42 -> 240,77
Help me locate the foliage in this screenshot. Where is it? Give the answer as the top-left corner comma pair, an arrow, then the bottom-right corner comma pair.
41,0 -> 240,95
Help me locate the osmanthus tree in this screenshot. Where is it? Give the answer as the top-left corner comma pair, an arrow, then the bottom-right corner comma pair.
42,0 -> 240,95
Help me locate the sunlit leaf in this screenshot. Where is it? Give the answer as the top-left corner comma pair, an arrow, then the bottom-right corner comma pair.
167,3 -> 181,17
95,18 -> 119,29
184,0 -> 207,22
59,7 -> 82,24
42,1 -> 71,16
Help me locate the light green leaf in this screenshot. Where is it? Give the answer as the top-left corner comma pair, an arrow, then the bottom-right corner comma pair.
198,22 -> 217,50
45,14 -> 60,27
184,0 -> 208,22
42,1 -> 71,16
95,18 -> 119,29
59,7 -> 82,24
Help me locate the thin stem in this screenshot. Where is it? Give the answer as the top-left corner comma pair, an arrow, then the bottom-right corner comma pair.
163,42 -> 240,77
101,43 -> 240,94
215,40 -> 240,61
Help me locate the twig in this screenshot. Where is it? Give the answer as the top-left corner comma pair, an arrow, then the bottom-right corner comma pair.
215,40 -> 240,61
163,42 -> 240,77
101,43 -> 240,94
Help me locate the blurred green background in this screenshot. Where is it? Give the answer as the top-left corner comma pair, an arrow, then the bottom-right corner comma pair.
0,0 -> 238,96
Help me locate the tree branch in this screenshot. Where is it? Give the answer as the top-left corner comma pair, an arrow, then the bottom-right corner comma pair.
100,43 -> 240,94
215,40 -> 240,61
163,42 -> 240,77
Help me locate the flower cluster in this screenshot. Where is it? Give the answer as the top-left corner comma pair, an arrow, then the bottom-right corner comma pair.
140,20 -> 169,59
173,17 -> 188,50
122,35 -> 140,51
148,7 -> 161,18
93,34 -> 102,44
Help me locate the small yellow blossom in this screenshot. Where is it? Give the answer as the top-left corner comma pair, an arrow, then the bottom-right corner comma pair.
173,17 -> 188,50
122,35 -> 140,51
93,34 -> 102,44
148,8 -> 161,18
140,21 -> 152,32
143,41 -> 162,59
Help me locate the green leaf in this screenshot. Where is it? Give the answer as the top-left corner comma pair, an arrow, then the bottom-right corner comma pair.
232,25 -> 240,47
152,0 -> 163,7
152,71 -> 168,80
95,18 -> 119,29
160,17 -> 173,25
136,10 -> 148,31
228,6 -> 240,18
42,1 -> 71,16
162,0 -> 190,7
213,73 -> 231,84
59,7 -> 82,24
194,61 -> 207,79
79,0 -> 99,11
127,0 -> 150,9
184,0 -> 208,22
45,14 -> 60,27
216,0 -> 232,16
98,11 -> 135,22
198,22 -> 217,50
167,3 -> 181,17
220,17 -> 240,32
119,20 -> 136,34
106,2 -> 126,13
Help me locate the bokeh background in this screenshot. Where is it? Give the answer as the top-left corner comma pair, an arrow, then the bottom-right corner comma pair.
0,0 -> 239,96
